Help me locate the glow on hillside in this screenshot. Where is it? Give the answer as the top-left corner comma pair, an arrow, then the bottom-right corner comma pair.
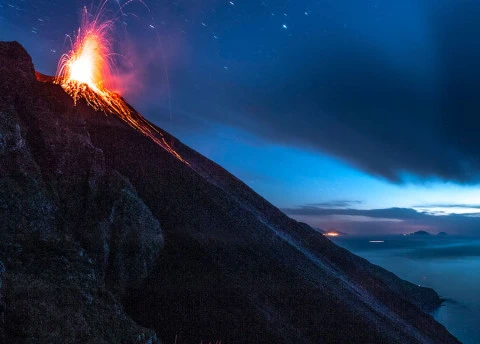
54,1 -> 188,165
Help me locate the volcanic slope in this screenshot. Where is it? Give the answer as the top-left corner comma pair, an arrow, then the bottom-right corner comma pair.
0,41 -> 459,344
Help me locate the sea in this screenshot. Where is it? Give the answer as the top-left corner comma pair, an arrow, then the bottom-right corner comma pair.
331,235 -> 480,344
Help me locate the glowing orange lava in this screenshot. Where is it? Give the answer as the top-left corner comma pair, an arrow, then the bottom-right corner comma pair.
55,2 -> 188,165
67,35 -> 102,88
325,232 -> 339,237
56,5 -> 116,108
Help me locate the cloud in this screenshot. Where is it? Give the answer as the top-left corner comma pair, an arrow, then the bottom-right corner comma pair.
186,0 -> 480,184
283,206 -> 428,220
414,204 -> 480,209
284,205 -> 480,235
308,200 -> 363,208
412,204 -> 480,216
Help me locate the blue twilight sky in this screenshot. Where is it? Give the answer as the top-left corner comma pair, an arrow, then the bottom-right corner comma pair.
2,0 -> 480,235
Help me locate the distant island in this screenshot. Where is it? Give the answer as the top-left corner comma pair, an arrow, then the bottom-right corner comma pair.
405,230 -> 448,236
409,230 -> 431,236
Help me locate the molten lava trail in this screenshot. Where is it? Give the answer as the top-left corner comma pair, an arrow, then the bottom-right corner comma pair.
54,2 -> 188,165
58,73 -> 189,166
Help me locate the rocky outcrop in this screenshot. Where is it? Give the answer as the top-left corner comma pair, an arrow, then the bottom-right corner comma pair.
1,238 -> 159,344
0,41 -> 163,343
97,172 -> 164,296
0,41 -> 460,344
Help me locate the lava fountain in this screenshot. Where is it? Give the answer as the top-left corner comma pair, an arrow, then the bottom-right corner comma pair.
55,1 -> 188,165
56,3 -> 126,115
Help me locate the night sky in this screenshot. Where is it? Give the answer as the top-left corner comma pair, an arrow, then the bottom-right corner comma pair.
2,0 -> 480,235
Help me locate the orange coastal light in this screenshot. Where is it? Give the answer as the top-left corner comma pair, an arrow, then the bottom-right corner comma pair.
325,232 -> 339,237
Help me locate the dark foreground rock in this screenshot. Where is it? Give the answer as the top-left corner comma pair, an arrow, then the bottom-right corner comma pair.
0,41 -> 162,343
0,41 -> 460,344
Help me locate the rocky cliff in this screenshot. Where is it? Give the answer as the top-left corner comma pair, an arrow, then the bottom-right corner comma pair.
0,41 -> 162,343
0,41 -> 460,344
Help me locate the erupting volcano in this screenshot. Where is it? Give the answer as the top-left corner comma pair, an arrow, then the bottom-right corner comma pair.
54,1 -> 188,165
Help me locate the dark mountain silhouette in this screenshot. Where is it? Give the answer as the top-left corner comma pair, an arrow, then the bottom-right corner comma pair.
0,41 -> 460,343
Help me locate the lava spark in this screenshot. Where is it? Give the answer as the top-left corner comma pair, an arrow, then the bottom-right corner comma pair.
55,1 -> 187,165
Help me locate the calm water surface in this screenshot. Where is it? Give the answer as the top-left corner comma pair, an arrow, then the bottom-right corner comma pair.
331,235 -> 480,344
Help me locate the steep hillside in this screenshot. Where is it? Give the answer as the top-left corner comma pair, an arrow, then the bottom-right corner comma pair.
0,41 -> 459,344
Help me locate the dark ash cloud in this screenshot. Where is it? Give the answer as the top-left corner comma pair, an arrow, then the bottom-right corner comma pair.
197,1 -> 480,184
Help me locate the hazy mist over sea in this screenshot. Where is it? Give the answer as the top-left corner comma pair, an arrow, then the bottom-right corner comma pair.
332,235 -> 480,344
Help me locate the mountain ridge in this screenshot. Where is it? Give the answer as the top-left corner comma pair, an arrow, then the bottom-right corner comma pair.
0,41 -> 459,344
